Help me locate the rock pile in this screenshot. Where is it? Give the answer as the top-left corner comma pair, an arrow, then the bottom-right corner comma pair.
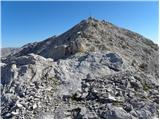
66,71 -> 158,119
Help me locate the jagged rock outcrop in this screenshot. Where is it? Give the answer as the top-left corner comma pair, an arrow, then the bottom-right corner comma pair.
1,17 -> 159,119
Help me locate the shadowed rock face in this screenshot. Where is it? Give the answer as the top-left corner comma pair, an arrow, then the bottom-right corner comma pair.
1,17 -> 159,119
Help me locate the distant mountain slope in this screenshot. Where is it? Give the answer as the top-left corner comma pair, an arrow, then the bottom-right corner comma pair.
1,48 -> 20,58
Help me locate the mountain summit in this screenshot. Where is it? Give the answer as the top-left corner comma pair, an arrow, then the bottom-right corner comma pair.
3,17 -> 159,78
5,17 -> 158,59
1,18 -> 159,119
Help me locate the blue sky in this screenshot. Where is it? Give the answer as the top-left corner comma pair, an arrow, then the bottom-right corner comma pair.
1,1 -> 158,47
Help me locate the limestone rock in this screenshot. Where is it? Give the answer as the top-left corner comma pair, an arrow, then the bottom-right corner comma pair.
1,17 -> 158,119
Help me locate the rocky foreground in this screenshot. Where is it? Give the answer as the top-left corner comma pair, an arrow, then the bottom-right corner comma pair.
1,17 -> 159,119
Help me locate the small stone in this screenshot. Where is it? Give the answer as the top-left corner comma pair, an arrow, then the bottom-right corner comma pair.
64,111 -> 71,116
77,88 -> 82,92
33,103 -> 37,109
30,83 -> 35,86
92,89 -> 98,93
106,87 -> 112,92
77,31 -> 81,35
11,64 -> 17,70
86,73 -> 94,80
123,104 -> 133,112
116,96 -> 125,102
46,86 -> 52,91
47,58 -> 54,62
108,94 -> 116,101
16,102 -> 23,108
4,113 -> 12,118
11,111 -> 19,115
38,102 -> 42,108
75,91 -> 82,98
80,107 -> 87,115
85,83 -> 90,87
84,87 -> 89,92
130,110 -> 138,117
81,92 -> 88,98
126,82 -> 131,88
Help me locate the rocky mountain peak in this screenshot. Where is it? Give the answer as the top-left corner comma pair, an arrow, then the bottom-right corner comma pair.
1,18 -> 159,119
4,17 -> 158,60
2,17 -> 159,79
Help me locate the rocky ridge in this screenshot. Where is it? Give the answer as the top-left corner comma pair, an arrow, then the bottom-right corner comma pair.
1,17 -> 159,119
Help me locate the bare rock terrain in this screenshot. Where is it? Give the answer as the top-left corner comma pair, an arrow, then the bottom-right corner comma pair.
1,17 -> 159,119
